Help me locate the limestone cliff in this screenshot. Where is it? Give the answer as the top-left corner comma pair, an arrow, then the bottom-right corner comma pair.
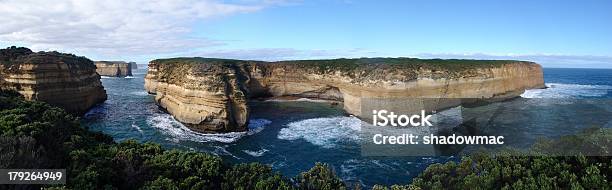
0,46 -> 107,114
129,62 -> 138,70
95,61 -> 132,77
145,58 -> 544,133
144,58 -> 250,132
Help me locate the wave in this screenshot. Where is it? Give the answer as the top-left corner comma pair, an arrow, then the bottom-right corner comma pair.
129,91 -> 150,96
277,116 -> 363,148
270,157 -> 287,170
521,83 -> 611,98
100,76 -> 137,79
132,72 -> 147,75
242,148 -> 269,157
213,145 -> 240,159
266,97 -> 335,103
147,114 -> 271,143
131,123 -> 143,134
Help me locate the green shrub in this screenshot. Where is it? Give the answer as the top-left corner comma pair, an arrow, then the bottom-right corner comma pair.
0,91 -> 341,190
375,130 -> 612,189
295,162 -> 346,190
222,163 -> 293,190
4,90 -> 608,190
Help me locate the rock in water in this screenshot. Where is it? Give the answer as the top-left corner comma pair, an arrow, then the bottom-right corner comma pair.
144,58 -> 545,133
129,62 -> 138,70
145,59 -> 250,133
0,46 -> 107,115
95,61 -> 133,77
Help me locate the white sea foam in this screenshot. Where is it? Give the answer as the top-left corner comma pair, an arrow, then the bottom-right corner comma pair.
277,116 -> 363,148
521,83 -> 611,98
271,160 -> 287,170
131,123 -> 143,134
242,148 -> 269,157
213,145 -> 240,159
100,76 -> 137,79
147,114 -> 271,143
165,137 -> 180,143
266,97 -> 334,103
129,91 -> 149,96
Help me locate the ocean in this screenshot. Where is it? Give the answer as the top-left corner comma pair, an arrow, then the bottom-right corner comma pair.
82,68 -> 612,187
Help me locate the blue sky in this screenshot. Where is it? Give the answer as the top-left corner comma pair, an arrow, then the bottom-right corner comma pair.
204,0 -> 611,55
1,0 -> 611,68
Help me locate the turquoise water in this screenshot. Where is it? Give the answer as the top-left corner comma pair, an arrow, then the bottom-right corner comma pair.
82,68 -> 612,187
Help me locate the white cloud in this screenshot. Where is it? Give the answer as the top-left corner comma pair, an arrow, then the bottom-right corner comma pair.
0,0 -> 277,57
414,53 -> 612,69
194,48 -> 377,61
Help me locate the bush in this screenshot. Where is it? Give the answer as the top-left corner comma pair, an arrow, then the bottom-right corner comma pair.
0,91 -> 342,190
375,130 -> 612,189
5,90 -> 606,189
295,162 -> 346,190
222,163 -> 293,190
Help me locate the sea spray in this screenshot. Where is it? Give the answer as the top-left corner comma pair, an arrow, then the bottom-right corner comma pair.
148,113 -> 271,143
277,116 -> 363,148
521,83 -> 612,98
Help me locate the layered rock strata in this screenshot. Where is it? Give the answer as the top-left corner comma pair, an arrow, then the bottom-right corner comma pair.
0,46 -> 107,114
145,58 -> 544,133
95,61 -> 132,77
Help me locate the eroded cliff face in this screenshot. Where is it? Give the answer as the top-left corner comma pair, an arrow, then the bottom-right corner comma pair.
144,59 -> 251,132
0,47 -> 107,114
95,61 -> 132,77
145,58 -> 544,133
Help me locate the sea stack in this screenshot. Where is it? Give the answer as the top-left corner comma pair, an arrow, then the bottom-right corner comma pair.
0,46 -> 107,114
144,58 -> 545,133
129,62 -> 138,70
95,61 -> 133,77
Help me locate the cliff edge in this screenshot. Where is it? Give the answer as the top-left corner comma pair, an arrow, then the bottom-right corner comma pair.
145,57 -> 544,133
0,46 -> 107,114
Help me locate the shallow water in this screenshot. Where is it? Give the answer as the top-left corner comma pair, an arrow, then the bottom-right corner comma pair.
82,68 -> 612,187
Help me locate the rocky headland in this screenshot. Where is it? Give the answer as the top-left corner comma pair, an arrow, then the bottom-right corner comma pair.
95,61 -> 133,77
0,46 -> 107,114
144,57 -> 544,133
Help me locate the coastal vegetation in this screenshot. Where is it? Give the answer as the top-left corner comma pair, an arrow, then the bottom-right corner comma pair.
0,46 -> 94,69
1,90 -> 609,189
280,58 -> 521,74
150,57 -> 526,77
0,90 -> 344,190
374,153 -> 610,189
151,57 -> 518,69
373,129 -> 612,190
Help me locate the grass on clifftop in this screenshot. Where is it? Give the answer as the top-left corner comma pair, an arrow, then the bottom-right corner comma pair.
151,57 -> 261,66
0,46 -> 95,69
150,57 -> 529,74
279,58 -> 521,72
